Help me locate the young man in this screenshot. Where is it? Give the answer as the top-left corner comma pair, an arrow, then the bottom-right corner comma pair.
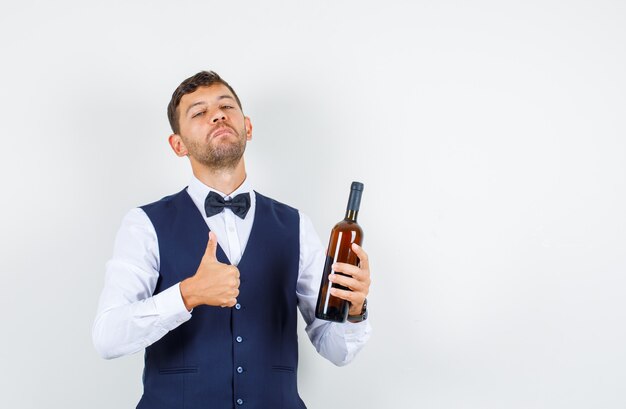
93,71 -> 372,409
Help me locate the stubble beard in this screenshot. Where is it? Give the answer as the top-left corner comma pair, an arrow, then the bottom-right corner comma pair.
186,130 -> 247,171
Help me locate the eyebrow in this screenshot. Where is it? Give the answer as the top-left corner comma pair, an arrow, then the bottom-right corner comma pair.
185,95 -> 235,115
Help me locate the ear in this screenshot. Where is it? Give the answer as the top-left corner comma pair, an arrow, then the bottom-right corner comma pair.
168,133 -> 188,157
244,116 -> 253,141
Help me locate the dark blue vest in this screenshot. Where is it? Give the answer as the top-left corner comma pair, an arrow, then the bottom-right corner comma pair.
137,189 -> 306,409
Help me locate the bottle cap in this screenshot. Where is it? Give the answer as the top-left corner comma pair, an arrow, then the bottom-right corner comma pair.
347,181 -> 364,212
351,181 -> 364,191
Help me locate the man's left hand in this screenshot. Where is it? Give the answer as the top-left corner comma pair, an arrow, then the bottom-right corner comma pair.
329,243 -> 371,317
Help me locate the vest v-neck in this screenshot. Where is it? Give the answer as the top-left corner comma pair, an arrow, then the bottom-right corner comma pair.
180,188 -> 260,267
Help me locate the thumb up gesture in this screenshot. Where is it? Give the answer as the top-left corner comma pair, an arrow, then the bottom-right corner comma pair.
180,232 -> 241,310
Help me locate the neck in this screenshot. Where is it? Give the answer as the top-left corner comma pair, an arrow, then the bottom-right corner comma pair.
190,158 -> 247,195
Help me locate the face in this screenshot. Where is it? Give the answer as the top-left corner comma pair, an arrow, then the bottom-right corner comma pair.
170,84 -> 252,170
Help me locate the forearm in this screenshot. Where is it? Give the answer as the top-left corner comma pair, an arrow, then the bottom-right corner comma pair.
299,284 -> 372,366
305,316 -> 372,366
92,283 -> 191,359
93,208 -> 192,359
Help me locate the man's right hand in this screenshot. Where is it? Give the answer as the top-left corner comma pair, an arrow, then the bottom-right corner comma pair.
180,231 -> 240,310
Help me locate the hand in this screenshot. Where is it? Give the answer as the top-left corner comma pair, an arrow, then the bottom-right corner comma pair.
180,231 -> 240,310
329,243 -> 371,316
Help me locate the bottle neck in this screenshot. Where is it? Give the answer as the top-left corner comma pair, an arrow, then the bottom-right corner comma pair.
345,209 -> 359,222
345,187 -> 362,222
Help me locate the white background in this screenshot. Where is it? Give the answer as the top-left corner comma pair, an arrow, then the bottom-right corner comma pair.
1,1 -> 625,408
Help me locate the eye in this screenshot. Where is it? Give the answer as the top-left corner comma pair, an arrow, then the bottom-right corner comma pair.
221,105 -> 234,110
192,110 -> 206,118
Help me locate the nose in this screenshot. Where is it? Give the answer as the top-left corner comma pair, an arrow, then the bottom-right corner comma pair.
211,108 -> 227,123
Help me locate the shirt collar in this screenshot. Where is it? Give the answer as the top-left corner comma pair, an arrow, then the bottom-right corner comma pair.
186,174 -> 253,213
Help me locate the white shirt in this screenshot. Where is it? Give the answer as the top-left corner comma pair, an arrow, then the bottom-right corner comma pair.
92,176 -> 371,366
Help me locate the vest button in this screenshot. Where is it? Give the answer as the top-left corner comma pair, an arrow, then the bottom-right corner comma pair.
236,336 -> 243,343
235,303 -> 241,310
237,366 -> 243,374
237,398 -> 244,405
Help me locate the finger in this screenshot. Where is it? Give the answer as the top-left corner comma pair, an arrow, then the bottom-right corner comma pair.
330,287 -> 363,304
351,243 -> 369,270
222,298 -> 237,308
329,273 -> 363,292
332,262 -> 362,279
204,231 -> 218,262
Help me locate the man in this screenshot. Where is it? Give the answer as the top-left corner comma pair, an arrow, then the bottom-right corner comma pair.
93,71 -> 372,409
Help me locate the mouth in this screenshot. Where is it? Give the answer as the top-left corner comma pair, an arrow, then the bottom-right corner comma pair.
210,126 -> 235,139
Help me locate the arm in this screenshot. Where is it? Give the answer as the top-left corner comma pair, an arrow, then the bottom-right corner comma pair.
92,210 -> 240,359
296,212 -> 372,366
92,208 -> 191,359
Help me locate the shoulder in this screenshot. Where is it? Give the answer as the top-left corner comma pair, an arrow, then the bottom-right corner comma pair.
254,191 -> 299,215
253,192 -> 320,243
140,189 -> 188,213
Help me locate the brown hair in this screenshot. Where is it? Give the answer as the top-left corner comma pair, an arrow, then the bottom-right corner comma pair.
167,71 -> 242,134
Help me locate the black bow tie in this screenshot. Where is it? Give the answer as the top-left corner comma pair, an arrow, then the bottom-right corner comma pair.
204,191 -> 251,219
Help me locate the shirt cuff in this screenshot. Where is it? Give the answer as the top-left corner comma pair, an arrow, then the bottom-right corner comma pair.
153,283 -> 192,330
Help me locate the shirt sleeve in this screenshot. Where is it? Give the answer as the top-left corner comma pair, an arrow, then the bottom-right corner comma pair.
92,208 -> 192,360
296,211 -> 372,366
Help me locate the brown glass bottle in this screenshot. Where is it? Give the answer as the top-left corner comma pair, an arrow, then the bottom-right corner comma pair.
315,182 -> 364,322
